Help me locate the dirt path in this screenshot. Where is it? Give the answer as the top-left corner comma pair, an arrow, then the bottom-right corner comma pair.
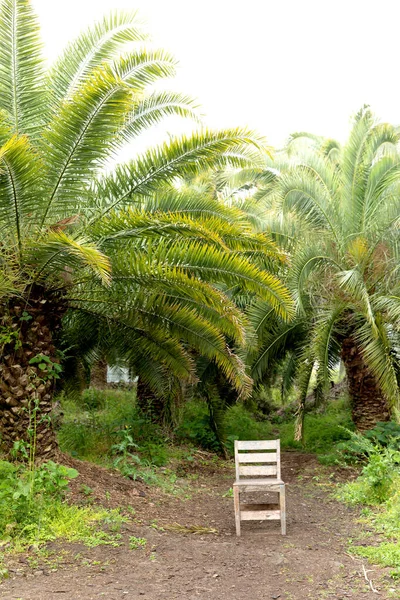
0,453 -> 394,599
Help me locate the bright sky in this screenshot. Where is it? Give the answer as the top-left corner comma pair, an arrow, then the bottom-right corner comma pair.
33,0 -> 400,149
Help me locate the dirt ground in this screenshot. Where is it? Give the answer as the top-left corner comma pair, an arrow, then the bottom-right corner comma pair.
0,452 -> 397,600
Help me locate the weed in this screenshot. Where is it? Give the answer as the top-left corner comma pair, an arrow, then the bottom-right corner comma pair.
337,445 -> 400,571
337,448 -> 400,505
0,554 -> 8,581
0,459 -> 126,551
129,536 -> 147,550
80,484 -> 94,497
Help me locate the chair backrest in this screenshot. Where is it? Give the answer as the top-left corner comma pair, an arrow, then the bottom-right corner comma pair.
234,439 -> 281,480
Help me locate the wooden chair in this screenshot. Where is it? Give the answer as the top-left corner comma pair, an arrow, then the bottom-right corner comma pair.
233,439 -> 286,536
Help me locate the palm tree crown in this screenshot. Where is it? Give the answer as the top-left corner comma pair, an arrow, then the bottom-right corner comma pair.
249,107 -> 400,434
0,0 -> 292,454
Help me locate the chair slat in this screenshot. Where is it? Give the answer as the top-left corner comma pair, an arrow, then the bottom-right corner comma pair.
237,452 -> 277,464
236,440 -> 278,450
240,510 -> 281,521
235,481 -> 282,493
238,465 -> 277,477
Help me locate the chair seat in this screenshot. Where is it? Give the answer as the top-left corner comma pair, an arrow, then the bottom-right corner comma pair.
233,478 -> 284,486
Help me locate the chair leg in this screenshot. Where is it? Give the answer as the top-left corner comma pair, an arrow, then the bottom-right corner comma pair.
279,484 -> 286,535
233,485 -> 241,536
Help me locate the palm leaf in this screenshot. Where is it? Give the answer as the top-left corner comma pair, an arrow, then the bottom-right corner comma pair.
48,10 -> 147,105
0,0 -> 46,137
90,128 -> 267,221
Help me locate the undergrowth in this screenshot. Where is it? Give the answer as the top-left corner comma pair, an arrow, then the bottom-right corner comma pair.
176,396 -> 352,454
335,427 -> 400,577
58,389 -> 353,480
0,459 -> 125,555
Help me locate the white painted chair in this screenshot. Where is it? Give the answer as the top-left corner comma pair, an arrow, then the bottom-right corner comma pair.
233,439 -> 286,536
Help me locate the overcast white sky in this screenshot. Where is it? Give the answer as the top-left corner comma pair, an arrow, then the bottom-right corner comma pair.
33,0 -> 400,148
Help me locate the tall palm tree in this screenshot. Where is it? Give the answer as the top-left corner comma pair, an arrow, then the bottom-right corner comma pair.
0,0 -> 292,455
249,107 -> 400,436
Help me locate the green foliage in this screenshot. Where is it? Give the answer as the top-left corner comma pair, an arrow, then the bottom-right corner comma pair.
275,397 -> 353,453
0,325 -> 21,350
29,354 -> 62,380
352,543 -> 400,574
249,107 -> 400,437
364,421 -> 400,449
0,458 -> 124,550
0,555 -> 8,580
337,448 -> 400,505
334,430 -> 377,464
79,388 -> 109,411
175,395 -> 352,456
129,536 -> 147,550
175,401 -> 221,452
59,390 -> 167,472
139,442 -> 168,467
58,390 -> 140,459
333,422 -> 400,465
224,404 -> 274,453
340,456 -> 400,574
0,0 -> 291,449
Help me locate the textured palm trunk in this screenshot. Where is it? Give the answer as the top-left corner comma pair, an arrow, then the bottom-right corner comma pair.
0,288 -> 64,457
341,337 -> 391,431
90,359 -> 108,389
136,377 -> 165,423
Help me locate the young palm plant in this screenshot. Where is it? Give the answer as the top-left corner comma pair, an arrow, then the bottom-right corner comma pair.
0,0 -> 292,455
249,107 -> 400,436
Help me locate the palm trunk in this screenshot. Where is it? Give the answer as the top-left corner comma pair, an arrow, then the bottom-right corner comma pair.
136,377 -> 165,423
341,337 -> 391,431
90,359 -> 108,389
0,288 -> 64,458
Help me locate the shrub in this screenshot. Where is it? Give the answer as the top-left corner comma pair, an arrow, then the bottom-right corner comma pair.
58,390 -> 160,459
175,401 -> 220,452
0,460 -> 77,540
337,447 -> 400,505
0,460 -> 124,549
224,404 -> 274,453
278,397 -> 353,453
342,466 -> 400,573
364,421 -> 400,449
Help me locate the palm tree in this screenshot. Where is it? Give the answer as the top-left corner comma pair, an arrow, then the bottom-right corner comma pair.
249,107 -> 400,436
0,0 -> 293,456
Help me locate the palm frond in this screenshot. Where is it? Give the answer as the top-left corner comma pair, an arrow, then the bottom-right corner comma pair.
90,128 -> 267,221
48,10 -> 147,105
0,0 -> 46,137
121,91 -> 201,143
0,135 -> 43,252
28,231 -> 111,286
40,65 -> 135,226
356,318 -> 400,407
152,239 -> 294,319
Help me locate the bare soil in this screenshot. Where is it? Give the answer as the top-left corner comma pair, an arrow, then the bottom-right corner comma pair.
0,452 -> 396,599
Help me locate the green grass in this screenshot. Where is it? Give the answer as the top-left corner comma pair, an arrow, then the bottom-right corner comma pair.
287,398 -> 353,452
59,389 -> 353,464
336,446 -> 400,574
11,502 -> 126,550
176,396 -> 352,455
58,390 -> 165,464
0,459 -> 126,553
